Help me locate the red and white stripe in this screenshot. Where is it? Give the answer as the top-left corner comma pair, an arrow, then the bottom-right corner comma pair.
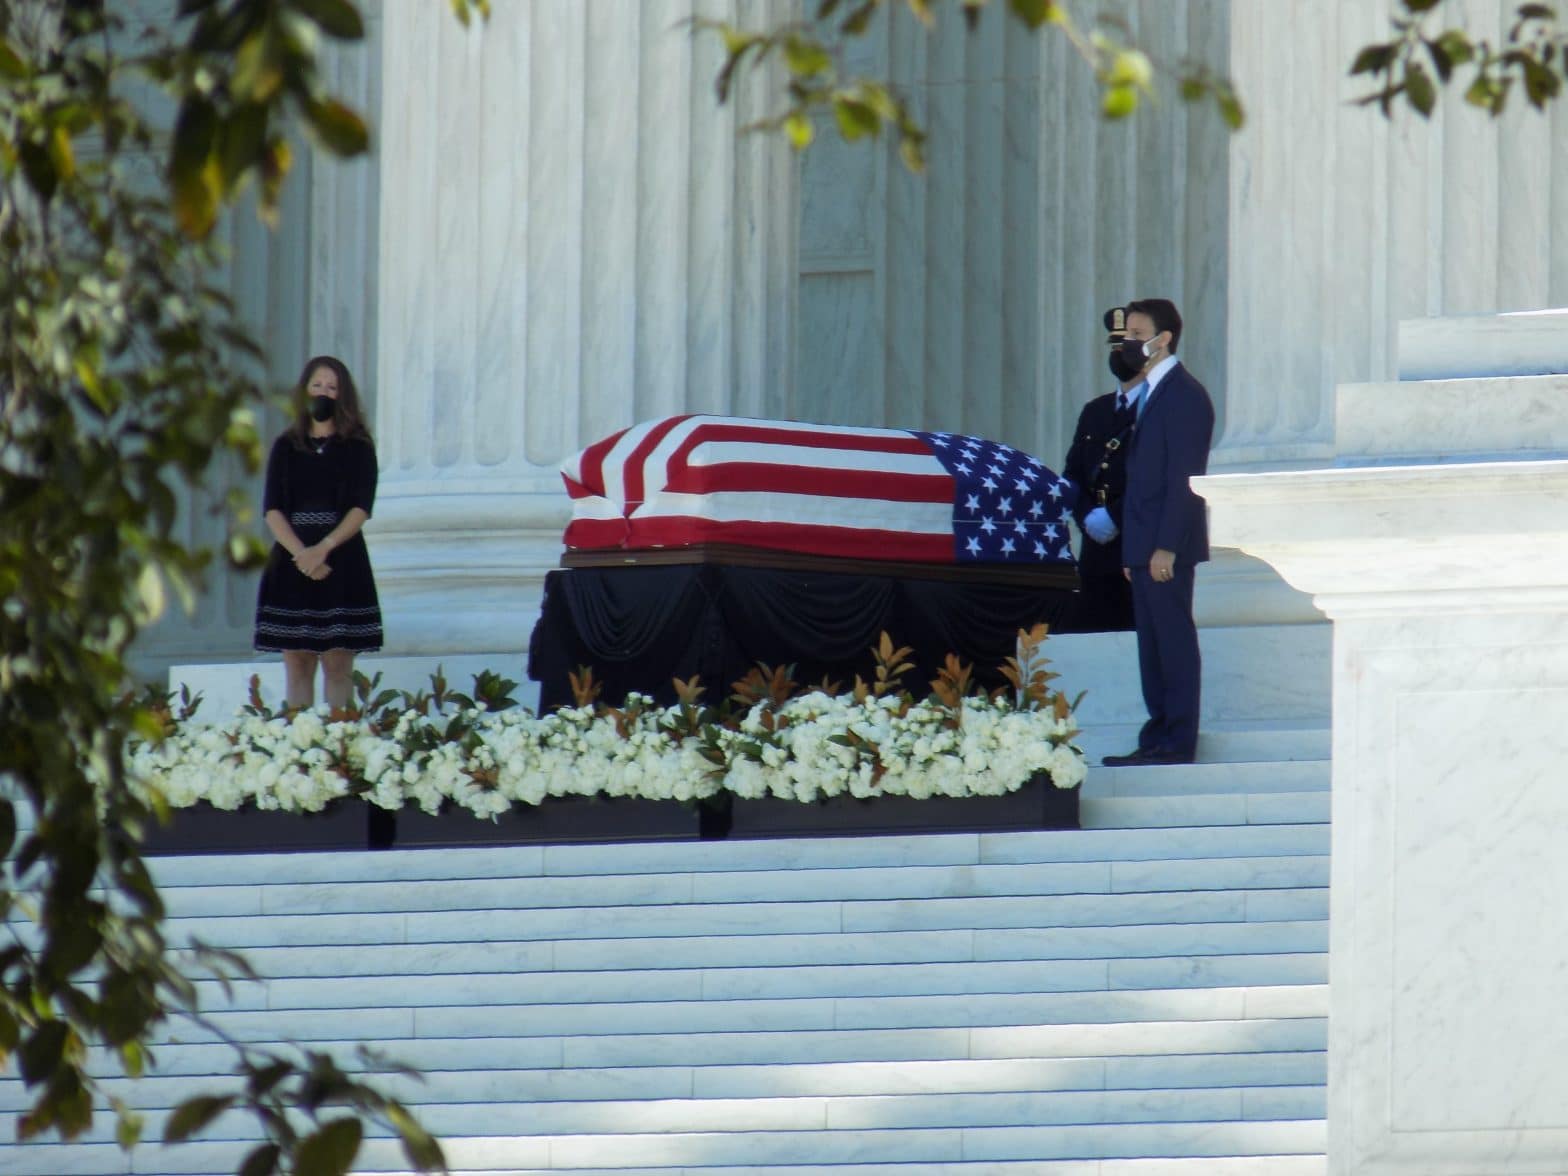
561,415 -> 960,561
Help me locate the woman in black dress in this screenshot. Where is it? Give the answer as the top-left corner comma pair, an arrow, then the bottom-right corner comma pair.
253,356 -> 383,709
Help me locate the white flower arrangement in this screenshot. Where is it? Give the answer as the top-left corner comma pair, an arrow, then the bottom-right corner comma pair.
126,630 -> 1087,820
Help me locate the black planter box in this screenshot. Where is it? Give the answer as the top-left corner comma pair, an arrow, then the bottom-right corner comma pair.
702,774 -> 1079,841
140,801 -> 370,856
138,776 -> 1077,855
387,796 -> 702,848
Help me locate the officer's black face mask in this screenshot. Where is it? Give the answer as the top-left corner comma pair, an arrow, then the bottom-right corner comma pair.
1108,347 -> 1142,383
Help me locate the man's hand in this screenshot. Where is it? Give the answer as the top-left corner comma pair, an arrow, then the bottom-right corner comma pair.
1150,548 -> 1176,582
1083,506 -> 1118,544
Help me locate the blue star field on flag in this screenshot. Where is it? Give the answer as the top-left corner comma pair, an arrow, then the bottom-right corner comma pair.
913,431 -> 1079,564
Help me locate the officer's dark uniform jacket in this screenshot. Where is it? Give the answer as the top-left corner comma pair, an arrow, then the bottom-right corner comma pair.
1063,388 -> 1137,580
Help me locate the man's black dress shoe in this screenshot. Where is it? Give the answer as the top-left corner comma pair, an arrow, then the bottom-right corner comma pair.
1101,747 -> 1196,767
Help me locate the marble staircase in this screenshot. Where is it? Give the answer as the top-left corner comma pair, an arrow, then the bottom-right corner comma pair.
0,708 -> 1332,1173
0,620 -> 1337,1174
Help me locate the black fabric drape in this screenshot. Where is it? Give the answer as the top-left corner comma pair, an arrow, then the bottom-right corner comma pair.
529,565 -> 1073,711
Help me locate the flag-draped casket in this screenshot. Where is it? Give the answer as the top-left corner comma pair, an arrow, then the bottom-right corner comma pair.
561,415 -> 1078,568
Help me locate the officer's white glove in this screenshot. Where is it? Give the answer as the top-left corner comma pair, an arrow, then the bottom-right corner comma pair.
1083,506 -> 1119,544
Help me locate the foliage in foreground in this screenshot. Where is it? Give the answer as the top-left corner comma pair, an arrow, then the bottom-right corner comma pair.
0,2 -> 449,1171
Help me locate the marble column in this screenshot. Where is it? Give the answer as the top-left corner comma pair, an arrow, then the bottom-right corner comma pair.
371,0 -> 798,657
1197,326 -> 1568,1173
1219,0 -> 1568,473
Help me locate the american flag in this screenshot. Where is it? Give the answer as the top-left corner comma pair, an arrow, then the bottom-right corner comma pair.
562,415 -> 1077,565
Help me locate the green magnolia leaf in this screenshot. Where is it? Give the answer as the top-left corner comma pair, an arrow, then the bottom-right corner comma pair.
294,1117 -> 364,1176
783,111 -> 815,149
115,1106 -> 144,1151
0,37 -> 27,78
1350,43 -> 1396,76
0,797 -> 15,859
18,1021 -> 69,1084
834,97 -> 881,140
239,1142 -> 282,1176
290,0 -> 366,40
1404,0 -> 1444,11
1405,61 -> 1437,115
1102,83 -> 1138,118
304,97 -> 370,157
1009,0 -> 1062,28
1217,88 -> 1246,129
136,563 -> 166,623
783,36 -> 832,78
163,1094 -> 237,1143
388,1103 -> 446,1172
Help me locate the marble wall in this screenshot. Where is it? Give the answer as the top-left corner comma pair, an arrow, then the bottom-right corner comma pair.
369,0 -> 798,656
136,11 -> 383,679
1222,0 -> 1568,469
793,1 -> 1231,473
137,0 -> 1568,671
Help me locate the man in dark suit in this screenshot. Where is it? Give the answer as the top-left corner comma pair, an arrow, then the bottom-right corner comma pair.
1102,298 -> 1215,767
1061,307 -> 1145,632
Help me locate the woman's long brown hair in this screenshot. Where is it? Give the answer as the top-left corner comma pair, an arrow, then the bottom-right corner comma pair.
285,356 -> 374,449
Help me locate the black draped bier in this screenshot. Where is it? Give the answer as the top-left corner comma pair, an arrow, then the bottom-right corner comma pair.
527,551 -> 1077,711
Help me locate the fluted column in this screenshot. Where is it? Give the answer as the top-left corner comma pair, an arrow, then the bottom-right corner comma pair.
1218,0 -> 1568,472
371,0 -> 798,656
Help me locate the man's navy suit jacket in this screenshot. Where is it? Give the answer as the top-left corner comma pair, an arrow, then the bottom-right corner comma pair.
1120,362 -> 1216,568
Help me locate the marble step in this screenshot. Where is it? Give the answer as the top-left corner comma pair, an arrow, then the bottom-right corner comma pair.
55,1118 -> 1325,1173
174,952 -> 1328,1013
364,1160 -> 1329,1176
6,1151 -> 1330,1176
11,1086 -> 1328,1150
1075,721 -> 1330,766
1043,625 -> 1329,727
93,1015 -> 1329,1075
1336,373 -> 1568,465
146,824 -> 1334,889
147,983 -> 1328,1047
40,1051 -> 1325,1112
156,855 -> 1331,919
1082,792 -> 1329,829
1085,762 -> 1328,797
170,918 -> 1329,979
153,886 -> 1328,950
1396,308 -> 1568,381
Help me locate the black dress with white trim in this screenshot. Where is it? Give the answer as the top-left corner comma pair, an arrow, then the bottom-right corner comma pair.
252,432 -> 384,654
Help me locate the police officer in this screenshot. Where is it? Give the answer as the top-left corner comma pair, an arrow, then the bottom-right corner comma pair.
1061,307 -> 1145,632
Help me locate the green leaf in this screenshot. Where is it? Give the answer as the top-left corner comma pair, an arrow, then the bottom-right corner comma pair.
0,37 -> 27,78
387,1103 -> 446,1172
1217,88 -> 1246,129
289,0 -> 366,40
833,97 -> 881,140
1009,0 -> 1062,28
19,1021 -> 69,1084
0,797 -> 14,859
1102,83 -> 1138,118
239,1142 -> 282,1176
115,1106 -> 144,1151
136,563 -> 166,622
1404,0 -> 1444,11
783,112 -> 815,150
783,36 -> 832,79
1349,43 -> 1396,76
163,1094 -> 237,1143
304,97 -> 370,157
1405,61 -> 1437,115
294,1117 -> 363,1176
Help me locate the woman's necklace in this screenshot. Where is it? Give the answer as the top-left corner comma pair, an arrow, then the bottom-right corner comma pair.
311,433 -> 331,455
